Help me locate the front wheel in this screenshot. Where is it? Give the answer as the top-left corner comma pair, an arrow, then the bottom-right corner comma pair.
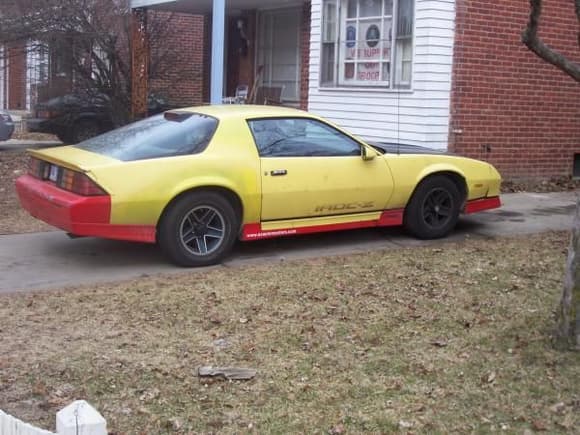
158,192 -> 239,267
404,176 -> 461,239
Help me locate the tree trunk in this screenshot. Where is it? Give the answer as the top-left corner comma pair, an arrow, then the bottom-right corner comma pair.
556,197 -> 580,350
522,0 -> 580,83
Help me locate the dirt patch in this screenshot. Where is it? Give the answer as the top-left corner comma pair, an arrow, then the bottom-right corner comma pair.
502,177 -> 580,193
0,151 -> 54,234
12,131 -> 60,142
0,233 -> 577,434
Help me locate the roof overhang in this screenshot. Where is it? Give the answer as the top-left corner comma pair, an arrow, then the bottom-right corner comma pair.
131,0 -> 303,14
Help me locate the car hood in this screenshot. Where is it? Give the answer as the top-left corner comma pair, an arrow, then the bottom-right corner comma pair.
368,141 -> 451,155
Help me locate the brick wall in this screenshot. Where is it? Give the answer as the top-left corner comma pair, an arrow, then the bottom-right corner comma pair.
300,1 -> 311,110
6,41 -> 26,110
149,11 -> 207,107
450,0 -> 580,179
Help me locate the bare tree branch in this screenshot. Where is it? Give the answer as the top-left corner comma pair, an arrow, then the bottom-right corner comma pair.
522,0 -> 580,82
0,0 -> 185,124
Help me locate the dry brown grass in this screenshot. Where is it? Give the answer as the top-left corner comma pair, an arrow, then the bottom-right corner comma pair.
0,151 -> 54,234
0,232 -> 578,434
11,132 -> 59,141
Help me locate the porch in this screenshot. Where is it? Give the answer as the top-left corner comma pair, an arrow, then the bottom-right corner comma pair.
130,0 -> 310,117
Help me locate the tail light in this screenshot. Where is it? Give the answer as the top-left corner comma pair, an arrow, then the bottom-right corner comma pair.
28,157 -> 44,179
28,156 -> 107,196
59,168 -> 107,196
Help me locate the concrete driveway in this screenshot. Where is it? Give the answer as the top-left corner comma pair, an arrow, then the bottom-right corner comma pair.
0,191 -> 575,294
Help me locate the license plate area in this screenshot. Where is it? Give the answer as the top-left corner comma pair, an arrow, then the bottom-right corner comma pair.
48,164 -> 59,183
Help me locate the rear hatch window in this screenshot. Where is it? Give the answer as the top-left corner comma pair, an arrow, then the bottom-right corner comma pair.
75,112 -> 217,161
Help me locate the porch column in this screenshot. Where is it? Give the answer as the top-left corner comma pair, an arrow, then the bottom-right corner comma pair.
131,8 -> 149,119
210,0 -> 225,104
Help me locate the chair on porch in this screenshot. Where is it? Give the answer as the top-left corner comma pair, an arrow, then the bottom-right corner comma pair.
223,85 -> 249,104
253,85 -> 284,105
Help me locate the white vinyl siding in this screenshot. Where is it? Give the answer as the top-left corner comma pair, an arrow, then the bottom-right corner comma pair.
308,0 -> 455,149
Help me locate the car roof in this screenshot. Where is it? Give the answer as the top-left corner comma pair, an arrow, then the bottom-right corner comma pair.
174,105 -> 311,120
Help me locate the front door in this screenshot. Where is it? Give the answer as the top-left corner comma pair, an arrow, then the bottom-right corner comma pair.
257,8 -> 301,104
248,117 -> 393,221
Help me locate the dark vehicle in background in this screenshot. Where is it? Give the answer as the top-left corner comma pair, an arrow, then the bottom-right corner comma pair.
0,111 -> 15,141
27,93 -> 173,144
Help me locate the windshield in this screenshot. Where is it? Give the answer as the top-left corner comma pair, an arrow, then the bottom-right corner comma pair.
75,112 -> 218,161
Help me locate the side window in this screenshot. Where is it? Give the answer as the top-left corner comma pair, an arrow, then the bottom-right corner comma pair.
248,118 -> 361,157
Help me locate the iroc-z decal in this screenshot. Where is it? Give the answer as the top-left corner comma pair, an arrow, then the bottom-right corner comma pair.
314,201 -> 375,213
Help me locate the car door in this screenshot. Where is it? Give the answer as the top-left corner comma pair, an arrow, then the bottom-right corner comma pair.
248,117 -> 394,222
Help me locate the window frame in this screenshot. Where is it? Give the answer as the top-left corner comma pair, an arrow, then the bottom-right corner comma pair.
320,0 -> 415,91
246,116 -> 367,158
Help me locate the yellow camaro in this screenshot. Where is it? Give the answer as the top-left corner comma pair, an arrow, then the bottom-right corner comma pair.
16,105 -> 501,266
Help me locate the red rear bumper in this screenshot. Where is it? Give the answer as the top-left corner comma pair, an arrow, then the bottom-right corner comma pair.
15,175 -> 156,243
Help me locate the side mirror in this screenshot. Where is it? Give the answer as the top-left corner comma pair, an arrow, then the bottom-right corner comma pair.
361,145 -> 376,161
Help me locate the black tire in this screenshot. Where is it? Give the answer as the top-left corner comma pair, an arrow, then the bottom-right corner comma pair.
56,132 -> 73,144
70,119 -> 101,143
404,175 -> 461,239
158,192 -> 239,267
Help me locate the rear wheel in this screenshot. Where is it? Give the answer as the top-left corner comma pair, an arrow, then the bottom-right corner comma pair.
158,192 -> 239,267
404,175 -> 461,239
56,132 -> 73,144
70,119 -> 101,143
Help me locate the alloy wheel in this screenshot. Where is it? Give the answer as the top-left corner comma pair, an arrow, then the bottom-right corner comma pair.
421,187 -> 453,229
179,205 -> 226,256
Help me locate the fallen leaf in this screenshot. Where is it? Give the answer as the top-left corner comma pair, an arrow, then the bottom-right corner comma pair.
208,314 -> 222,324
431,338 -> 448,347
481,371 -> 496,384
171,418 -> 183,431
32,381 -> 48,397
137,407 -> 151,415
398,420 -> 413,429
532,420 -> 547,431
328,424 -> 345,434
549,402 -> 566,415
198,366 -> 257,380
556,413 -> 575,430
139,388 -> 160,402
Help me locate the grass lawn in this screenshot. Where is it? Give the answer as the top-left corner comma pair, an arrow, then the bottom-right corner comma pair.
0,232 -> 578,434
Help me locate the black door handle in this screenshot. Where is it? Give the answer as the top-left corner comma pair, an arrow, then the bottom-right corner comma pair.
270,169 -> 287,176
